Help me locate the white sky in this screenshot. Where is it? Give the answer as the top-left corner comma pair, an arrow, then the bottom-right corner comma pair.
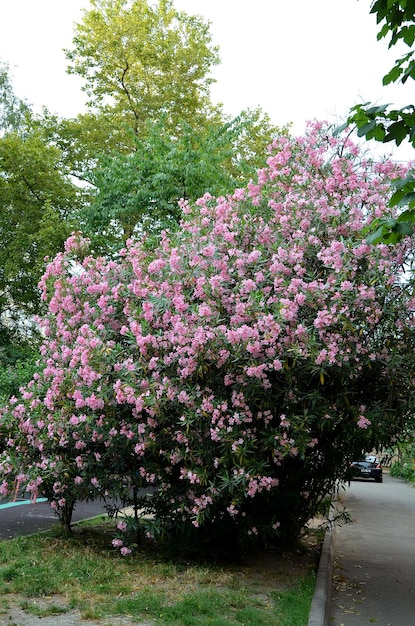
0,0 -> 412,158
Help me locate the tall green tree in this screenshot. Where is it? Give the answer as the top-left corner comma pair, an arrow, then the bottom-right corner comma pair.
83,109 -> 287,250
0,64 -> 82,364
0,130 -> 78,314
347,0 -> 415,243
65,0 -> 221,144
58,0 -> 286,248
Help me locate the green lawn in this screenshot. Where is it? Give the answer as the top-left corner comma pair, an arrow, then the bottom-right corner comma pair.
0,518 -> 317,625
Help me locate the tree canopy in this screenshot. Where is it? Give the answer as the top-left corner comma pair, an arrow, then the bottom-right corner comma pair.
82,109 -> 286,250
0,63 -> 82,366
46,0 -> 283,252
65,0 -> 221,141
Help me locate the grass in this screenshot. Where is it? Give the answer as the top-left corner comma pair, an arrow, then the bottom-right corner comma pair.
0,516 -> 318,625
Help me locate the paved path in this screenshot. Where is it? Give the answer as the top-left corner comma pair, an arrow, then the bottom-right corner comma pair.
0,498 -> 109,539
330,474 -> 415,625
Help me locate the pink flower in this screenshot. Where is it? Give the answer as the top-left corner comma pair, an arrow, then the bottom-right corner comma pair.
201,244 -> 216,257
147,259 -> 166,274
357,416 -> 371,429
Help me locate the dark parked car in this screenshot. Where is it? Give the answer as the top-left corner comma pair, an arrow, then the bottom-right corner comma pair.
350,456 -> 383,483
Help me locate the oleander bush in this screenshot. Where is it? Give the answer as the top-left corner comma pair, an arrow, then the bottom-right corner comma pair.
1,122 -> 415,557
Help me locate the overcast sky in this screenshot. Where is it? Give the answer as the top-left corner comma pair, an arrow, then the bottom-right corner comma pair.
0,0 -> 412,158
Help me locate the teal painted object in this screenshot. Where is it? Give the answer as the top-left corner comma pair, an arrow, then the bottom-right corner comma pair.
0,498 -> 47,510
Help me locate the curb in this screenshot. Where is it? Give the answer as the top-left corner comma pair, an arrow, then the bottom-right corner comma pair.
307,521 -> 335,626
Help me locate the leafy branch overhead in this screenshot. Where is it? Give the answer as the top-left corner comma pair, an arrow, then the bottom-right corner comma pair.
347,0 -> 415,243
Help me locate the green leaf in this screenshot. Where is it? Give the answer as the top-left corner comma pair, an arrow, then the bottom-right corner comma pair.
357,120 -> 377,137
370,0 -> 385,19
390,190 -> 415,208
377,23 -> 390,40
373,124 -> 386,141
365,103 -> 391,116
383,65 -> 403,85
333,121 -> 349,135
349,102 -> 371,113
391,174 -> 415,190
402,26 -> 415,48
396,208 -> 415,223
366,226 -> 389,244
401,61 -> 415,83
362,218 -> 380,235
384,120 -> 409,144
393,221 -> 414,236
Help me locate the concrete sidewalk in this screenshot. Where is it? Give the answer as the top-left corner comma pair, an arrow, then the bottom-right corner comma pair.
328,475 -> 415,625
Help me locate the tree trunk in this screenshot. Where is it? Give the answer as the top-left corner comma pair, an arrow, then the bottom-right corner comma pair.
59,502 -> 74,534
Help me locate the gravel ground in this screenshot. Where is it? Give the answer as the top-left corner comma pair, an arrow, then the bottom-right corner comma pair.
0,597 -> 154,626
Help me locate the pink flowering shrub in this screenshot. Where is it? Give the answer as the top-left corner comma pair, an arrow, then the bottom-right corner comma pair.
1,122 -> 415,556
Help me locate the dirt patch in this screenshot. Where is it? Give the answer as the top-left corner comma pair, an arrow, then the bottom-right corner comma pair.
0,600 -> 151,626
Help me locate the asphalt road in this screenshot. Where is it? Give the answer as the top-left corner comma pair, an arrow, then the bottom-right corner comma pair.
330,473 -> 415,625
0,497 -> 110,540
